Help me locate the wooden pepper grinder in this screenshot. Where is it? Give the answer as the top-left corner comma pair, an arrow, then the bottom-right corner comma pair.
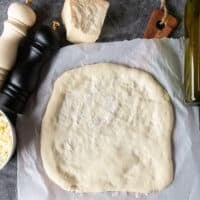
0,2 -> 36,88
0,25 -> 59,124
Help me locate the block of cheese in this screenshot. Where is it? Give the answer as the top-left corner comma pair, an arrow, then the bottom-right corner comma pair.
62,0 -> 110,43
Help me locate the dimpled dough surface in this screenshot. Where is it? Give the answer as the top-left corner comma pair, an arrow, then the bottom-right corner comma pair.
41,63 -> 174,193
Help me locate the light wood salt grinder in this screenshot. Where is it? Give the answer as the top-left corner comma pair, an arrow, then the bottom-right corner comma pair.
0,1 -> 36,88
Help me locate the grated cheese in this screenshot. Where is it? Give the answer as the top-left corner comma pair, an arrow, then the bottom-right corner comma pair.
0,112 -> 12,167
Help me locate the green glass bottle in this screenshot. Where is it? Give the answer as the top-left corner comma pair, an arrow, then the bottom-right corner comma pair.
184,0 -> 200,104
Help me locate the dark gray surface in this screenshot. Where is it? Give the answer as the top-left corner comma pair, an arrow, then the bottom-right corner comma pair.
0,0 -> 186,200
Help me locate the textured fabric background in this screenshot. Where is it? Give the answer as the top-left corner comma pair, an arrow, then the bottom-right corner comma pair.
0,0 -> 185,199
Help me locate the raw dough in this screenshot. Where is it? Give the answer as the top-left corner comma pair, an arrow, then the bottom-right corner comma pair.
62,0 -> 110,43
41,63 -> 174,193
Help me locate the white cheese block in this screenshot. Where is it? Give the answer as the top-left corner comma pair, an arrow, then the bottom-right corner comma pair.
62,0 -> 110,43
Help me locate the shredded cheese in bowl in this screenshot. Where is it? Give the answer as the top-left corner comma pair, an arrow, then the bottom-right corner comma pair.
0,112 -> 14,168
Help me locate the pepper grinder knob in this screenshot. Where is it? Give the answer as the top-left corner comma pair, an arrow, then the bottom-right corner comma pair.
0,2 -> 36,88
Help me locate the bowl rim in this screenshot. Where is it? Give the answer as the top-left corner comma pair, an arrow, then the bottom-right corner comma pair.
0,110 -> 16,170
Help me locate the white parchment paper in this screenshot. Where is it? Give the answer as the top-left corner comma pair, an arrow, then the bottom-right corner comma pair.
17,39 -> 200,200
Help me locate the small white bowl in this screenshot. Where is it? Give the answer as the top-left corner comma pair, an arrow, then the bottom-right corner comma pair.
0,111 -> 16,170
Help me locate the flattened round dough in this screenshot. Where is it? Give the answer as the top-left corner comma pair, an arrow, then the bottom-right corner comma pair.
41,63 -> 174,193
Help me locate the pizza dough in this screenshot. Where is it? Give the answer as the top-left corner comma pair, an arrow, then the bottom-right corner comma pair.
41,63 -> 174,193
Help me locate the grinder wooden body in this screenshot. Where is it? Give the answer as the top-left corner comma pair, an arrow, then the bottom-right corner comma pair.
0,26 -> 59,124
0,2 -> 36,87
